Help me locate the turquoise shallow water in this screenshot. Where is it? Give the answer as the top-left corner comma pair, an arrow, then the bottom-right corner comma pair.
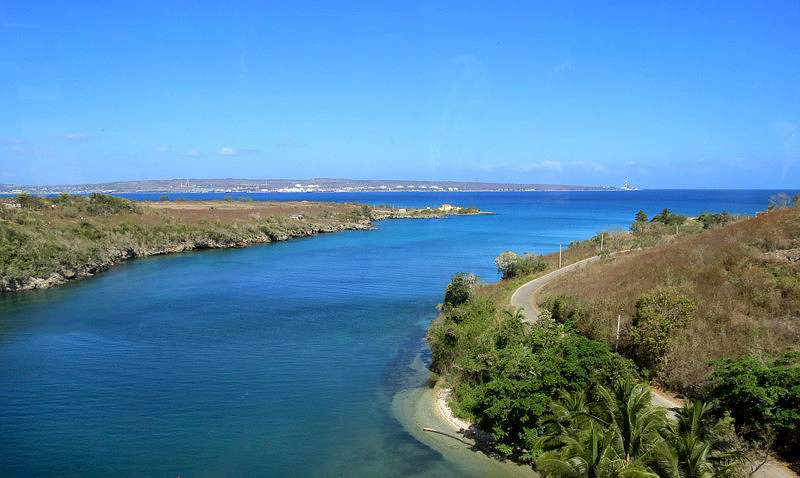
0,190 -> 794,477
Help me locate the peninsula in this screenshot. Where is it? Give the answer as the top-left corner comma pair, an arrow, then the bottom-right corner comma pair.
0,194 -> 486,292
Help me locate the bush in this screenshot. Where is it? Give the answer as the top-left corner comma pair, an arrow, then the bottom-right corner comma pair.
87,193 -> 140,216
458,324 -> 638,459
708,351 -> 800,459
697,212 -> 733,229
630,288 -> 695,373
443,272 -> 481,309
495,251 -> 547,280
651,208 -> 687,226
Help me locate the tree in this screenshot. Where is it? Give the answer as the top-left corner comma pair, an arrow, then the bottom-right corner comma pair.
443,272 -> 481,309
635,211 -> 648,223
593,380 -> 667,464
15,193 -> 47,209
651,209 -> 686,226
630,288 -> 695,372
495,251 -> 518,278
652,401 -> 741,478
536,379 -> 666,477
536,421 -> 660,478
536,383 -> 742,478
495,251 -> 547,280
708,351 -> 800,458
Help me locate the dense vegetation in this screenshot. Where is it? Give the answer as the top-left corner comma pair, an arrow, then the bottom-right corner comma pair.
494,251 -> 548,280
428,201 -> 800,474
0,194 -> 374,291
537,381 -> 741,478
428,277 -> 638,460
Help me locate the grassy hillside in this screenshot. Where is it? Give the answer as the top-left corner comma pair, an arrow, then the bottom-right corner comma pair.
540,207 -> 800,393
427,206 -> 800,472
539,207 -> 800,465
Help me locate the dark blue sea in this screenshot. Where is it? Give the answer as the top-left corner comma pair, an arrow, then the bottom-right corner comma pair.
0,190 -> 792,477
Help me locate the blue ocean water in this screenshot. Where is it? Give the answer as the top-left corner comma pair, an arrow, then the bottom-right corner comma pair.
0,190 -> 793,477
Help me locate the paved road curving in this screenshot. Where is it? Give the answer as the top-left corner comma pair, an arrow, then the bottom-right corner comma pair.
510,255 -> 602,323
508,254 -> 798,478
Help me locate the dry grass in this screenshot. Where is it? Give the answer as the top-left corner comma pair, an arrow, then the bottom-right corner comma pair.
539,208 -> 800,393
141,201 -> 358,225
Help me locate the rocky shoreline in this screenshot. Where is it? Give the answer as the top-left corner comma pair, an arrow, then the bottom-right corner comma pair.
1,220 -> 373,293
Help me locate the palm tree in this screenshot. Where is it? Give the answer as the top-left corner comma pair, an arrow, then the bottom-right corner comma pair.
535,383 -> 743,478
592,380 -> 668,465
652,401 -> 741,478
537,390 -> 592,451
536,421 -> 660,478
536,380 -> 668,477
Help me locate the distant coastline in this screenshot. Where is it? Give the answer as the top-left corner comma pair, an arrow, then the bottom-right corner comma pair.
0,177 -> 628,195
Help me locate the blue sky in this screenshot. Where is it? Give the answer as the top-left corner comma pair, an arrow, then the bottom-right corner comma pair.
1,1 -> 798,188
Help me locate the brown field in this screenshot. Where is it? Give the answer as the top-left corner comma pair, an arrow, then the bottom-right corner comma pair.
141,200 -> 360,224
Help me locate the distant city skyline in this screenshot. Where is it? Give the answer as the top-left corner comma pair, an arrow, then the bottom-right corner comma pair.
2,1 -> 798,189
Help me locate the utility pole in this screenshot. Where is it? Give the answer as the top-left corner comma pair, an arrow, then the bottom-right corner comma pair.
615,314 -> 621,351
559,244 -> 562,268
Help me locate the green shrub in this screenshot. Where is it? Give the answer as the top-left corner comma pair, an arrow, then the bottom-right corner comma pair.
442,272 -> 481,309
494,251 -> 547,280
697,212 -> 734,229
708,351 -> 800,459
651,208 -> 687,226
87,193 -> 140,216
630,288 -> 695,373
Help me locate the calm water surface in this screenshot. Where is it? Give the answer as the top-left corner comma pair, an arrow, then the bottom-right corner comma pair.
0,190 -> 792,477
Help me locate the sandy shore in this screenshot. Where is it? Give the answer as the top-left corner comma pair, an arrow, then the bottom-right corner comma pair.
433,388 -> 473,432
391,354 -> 537,478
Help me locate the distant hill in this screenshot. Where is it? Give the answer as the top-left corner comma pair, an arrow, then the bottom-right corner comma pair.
0,178 -> 622,194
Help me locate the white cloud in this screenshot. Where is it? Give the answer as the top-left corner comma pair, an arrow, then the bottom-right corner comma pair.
153,146 -> 169,153
218,147 -> 259,156
187,150 -> 201,157
65,132 -> 88,141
